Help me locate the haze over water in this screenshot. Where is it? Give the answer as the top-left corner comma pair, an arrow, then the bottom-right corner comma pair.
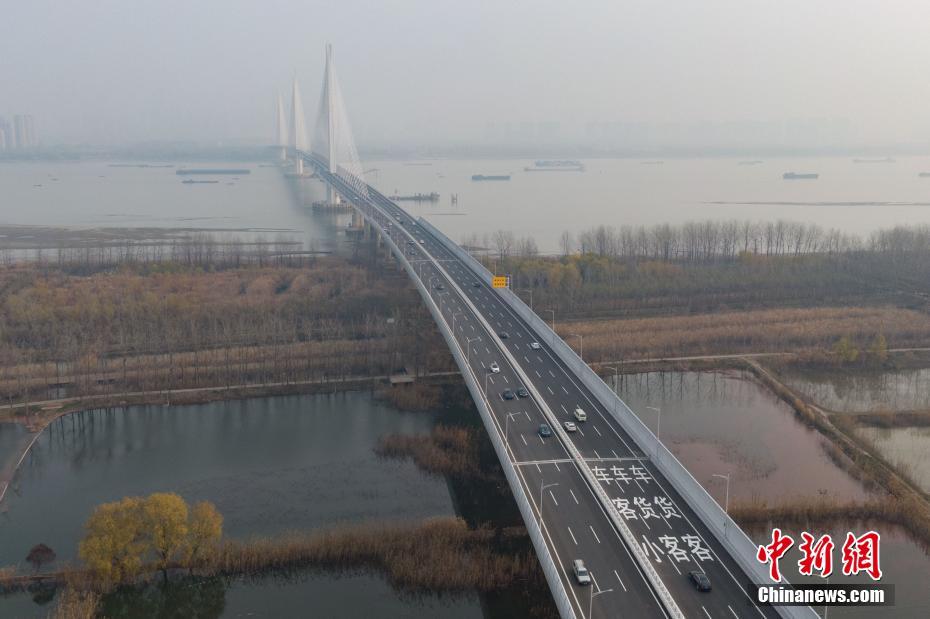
4,157 -> 930,254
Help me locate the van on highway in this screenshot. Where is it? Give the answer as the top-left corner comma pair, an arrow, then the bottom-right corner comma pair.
573,407 -> 587,422
572,560 -> 591,585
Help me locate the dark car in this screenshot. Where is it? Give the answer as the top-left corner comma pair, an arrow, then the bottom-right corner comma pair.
434,283 -> 445,291
472,281 -> 481,288
498,331 -> 509,339
688,571 -> 712,592
516,387 -> 529,398
502,389 -> 515,400
538,424 -> 553,438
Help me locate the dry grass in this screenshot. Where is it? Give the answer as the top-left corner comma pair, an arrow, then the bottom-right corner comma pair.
731,497 -> 930,552
558,306 -> 930,361
376,384 -> 443,412
209,518 -> 537,594
854,411 -> 930,428
45,589 -> 100,619
376,426 -> 480,477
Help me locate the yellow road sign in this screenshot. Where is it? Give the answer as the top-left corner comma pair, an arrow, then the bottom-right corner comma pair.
492,276 -> 508,289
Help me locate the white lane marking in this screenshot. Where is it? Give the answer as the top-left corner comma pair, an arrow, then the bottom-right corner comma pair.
524,411 -> 531,421
576,427 -> 585,437
567,526 -> 578,545
536,463 -> 542,473
538,434 -> 545,444
488,375 -> 495,385
612,450 -> 620,458
702,607 -> 712,619
562,385 -> 569,394
524,355 -> 529,363
535,370 -> 542,378
485,346 -> 491,354
547,385 -> 554,395
480,361 -> 486,368
593,425 -> 602,437
536,355 -> 543,362
549,490 -> 559,506
520,434 -> 527,446
554,462 -> 561,471
503,375 -> 510,384
560,404 -> 568,414
549,369 -> 556,378
614,570 -> 627,592
590,526 -> 601,544
569,489 -> 579,504
728,606 -> 739,618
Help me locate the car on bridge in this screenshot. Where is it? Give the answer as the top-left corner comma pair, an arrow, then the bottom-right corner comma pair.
573,407 -> 587,422
502,389 -> 515,400
489,362 -> 500,373
538,423 -> 553,438
530,342 -> 541,350
688,571 -> 712,592
434,283 -> 445,290
472,281 -> 481,288
572,559 -> 591,585
563,421 -> 578,432
498,331 -> 509,339
516,387 -> 529,398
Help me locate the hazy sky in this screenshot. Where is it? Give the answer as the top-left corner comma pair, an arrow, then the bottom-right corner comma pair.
3,0 -> 930,148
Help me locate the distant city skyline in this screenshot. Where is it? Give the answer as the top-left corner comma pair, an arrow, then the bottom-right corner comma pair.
0,114 -> 37,150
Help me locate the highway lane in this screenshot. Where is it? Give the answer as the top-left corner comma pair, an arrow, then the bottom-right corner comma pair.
304,154 -> 798,618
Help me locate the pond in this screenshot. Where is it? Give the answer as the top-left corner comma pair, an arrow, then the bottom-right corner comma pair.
0,392 -> 483,618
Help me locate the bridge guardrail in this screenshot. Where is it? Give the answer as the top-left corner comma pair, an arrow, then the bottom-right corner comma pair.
418,218 -> 818,619
417,220 -> 684,618
335,189 -> 578,619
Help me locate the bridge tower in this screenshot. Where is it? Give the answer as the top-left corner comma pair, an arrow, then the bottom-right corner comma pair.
273,92 -> 287,162
289,77 -> 308,175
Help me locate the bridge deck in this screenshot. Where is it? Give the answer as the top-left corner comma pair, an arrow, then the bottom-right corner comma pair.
302,152 -> 803,619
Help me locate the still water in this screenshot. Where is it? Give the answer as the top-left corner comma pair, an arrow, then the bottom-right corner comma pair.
617,370 -> 929,617
782,367 -> 930,413
0,392 -> 482,618
5,156 -> 930,254
369,156 -> 930,252
858,426 -> 930,494
615,370 -> 873,502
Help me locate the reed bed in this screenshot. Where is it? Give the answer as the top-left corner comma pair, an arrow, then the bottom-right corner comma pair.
376,384 -> 443,412
557,306 -> 930,361
209,518 -> 537,593
376,426 -> 479,477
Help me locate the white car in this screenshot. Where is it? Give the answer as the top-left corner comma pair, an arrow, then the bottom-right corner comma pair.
573,407 -> 587,422
563,421 -> 577,432
418,239 -> 425,245
530,342 -> 541,350
489,362 -> 500,373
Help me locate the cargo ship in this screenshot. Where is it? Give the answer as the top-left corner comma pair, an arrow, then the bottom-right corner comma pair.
472,174 -> 511,181
525,160 -> 584,172
181,179 -> 219,184
389,192 -> 440,202
783,172 -> 819,180
176,168 -> 251,175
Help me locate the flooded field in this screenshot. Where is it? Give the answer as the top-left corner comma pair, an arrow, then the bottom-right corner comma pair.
857,425 -> 930,494
614,370 -> 875,503
781,367 -> 930,413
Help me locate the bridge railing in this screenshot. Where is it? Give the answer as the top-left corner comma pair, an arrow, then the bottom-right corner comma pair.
338,192 -> 578,619
417,218 -> 818,619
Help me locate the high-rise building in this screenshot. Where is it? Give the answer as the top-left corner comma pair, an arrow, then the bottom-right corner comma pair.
12,114 -> 36,148
0,117 -> 10,151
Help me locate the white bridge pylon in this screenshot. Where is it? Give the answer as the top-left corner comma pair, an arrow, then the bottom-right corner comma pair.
312,44 -> 368,199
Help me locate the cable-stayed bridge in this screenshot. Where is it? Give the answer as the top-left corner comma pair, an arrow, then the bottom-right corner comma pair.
277,46 -> 817,619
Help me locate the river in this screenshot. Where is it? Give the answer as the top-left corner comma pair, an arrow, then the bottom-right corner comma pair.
5,156 -> 930,254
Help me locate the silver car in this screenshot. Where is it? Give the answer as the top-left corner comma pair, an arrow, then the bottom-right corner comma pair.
573,560 -> 591,585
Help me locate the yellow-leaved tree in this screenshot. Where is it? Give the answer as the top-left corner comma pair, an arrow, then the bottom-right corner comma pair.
78,493 -> 223,586
186,501 -> 224,572
142,493 -> 190,583
78,497 -> 146,587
